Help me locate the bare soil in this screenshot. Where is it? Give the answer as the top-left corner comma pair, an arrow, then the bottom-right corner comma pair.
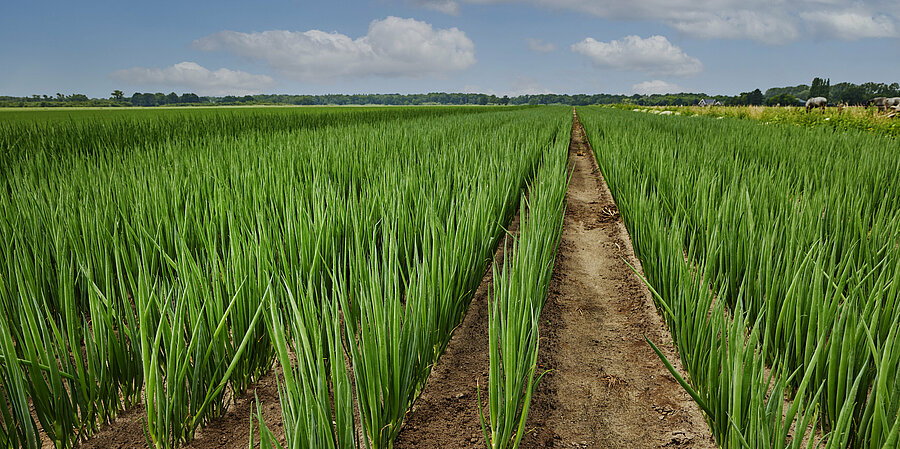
74,367 -> 285,449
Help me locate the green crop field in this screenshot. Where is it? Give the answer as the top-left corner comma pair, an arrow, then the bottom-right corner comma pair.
3,105 -> 898,449
580,107 -> 900,448
0,106 -> 569,449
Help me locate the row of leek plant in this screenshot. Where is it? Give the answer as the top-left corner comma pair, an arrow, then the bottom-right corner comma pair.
578,106 -> 900,448
253,107 -> 572,449
0,107 -> 523,448
480,116 -> 569,449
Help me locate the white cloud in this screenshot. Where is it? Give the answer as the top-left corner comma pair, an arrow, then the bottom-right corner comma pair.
665,11 -> 800,44
571,35 -> 703,77
507,77 -> 553,96
109,62 -> 275,96
412,0 -> 900,43
193,17 -> 476,82
526,38 -> 557,53
461,77 -> 553,96
632,80 -> 683,95
801,10 -> 897,39
415,0 -> 461,15
461,84 -> 499,95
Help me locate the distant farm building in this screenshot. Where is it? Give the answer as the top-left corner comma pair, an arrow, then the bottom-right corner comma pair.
698,99 -> 723,106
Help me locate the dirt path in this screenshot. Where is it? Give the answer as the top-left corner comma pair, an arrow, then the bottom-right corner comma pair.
521,109 -> 716,449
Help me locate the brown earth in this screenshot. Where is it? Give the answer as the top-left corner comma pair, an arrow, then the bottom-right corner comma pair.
73,367 -> 285,449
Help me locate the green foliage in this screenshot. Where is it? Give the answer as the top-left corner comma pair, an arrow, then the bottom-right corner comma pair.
765,93 -> 798,107
835,84 -> 868,105
765,85 -> 810,100
809,77 -> 831,98
729,89 -> 765,106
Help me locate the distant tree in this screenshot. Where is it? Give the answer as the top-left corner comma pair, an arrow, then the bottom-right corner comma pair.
765,85 -> 810,99
838,85 -> 867,105
292,95 -> 315,105
809,77 -> 831,98
165,92 -> 179,104
860,82 -> 900,98
111,90 -> 124,100
131,92 -> 158,106
749,89 -> 764,105
180,93 -> 201,103
765,93 -> 798,106
735,89 -> 765,106
68,94 -> 89,102
56,93 -> 64,100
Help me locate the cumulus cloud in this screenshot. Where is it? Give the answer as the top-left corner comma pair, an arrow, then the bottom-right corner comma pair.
460,77 -> 553,96
193,17 -> 476,82
507,77 -> 553,96
109,62 -> 275,96
632,80 -> 682,95
461,85 -> 499,95
572,35 -> 703,77
666,11 -> 800,44
801,10 -> 897,39
411,0 -> 900,43
526,38 -> 557,53
415,0 -> 461,15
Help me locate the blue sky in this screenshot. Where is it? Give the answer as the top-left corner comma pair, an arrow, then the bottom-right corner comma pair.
2,0 -> 899,97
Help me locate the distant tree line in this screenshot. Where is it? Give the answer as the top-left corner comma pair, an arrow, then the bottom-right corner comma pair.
763,79 -> 899,106
129,92 -> 203,106
0,92 -> 128,108
2,79 -> 898,108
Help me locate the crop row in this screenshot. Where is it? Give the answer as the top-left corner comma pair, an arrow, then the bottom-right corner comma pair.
580,107 -> 900,448
479,111 -> 569,449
